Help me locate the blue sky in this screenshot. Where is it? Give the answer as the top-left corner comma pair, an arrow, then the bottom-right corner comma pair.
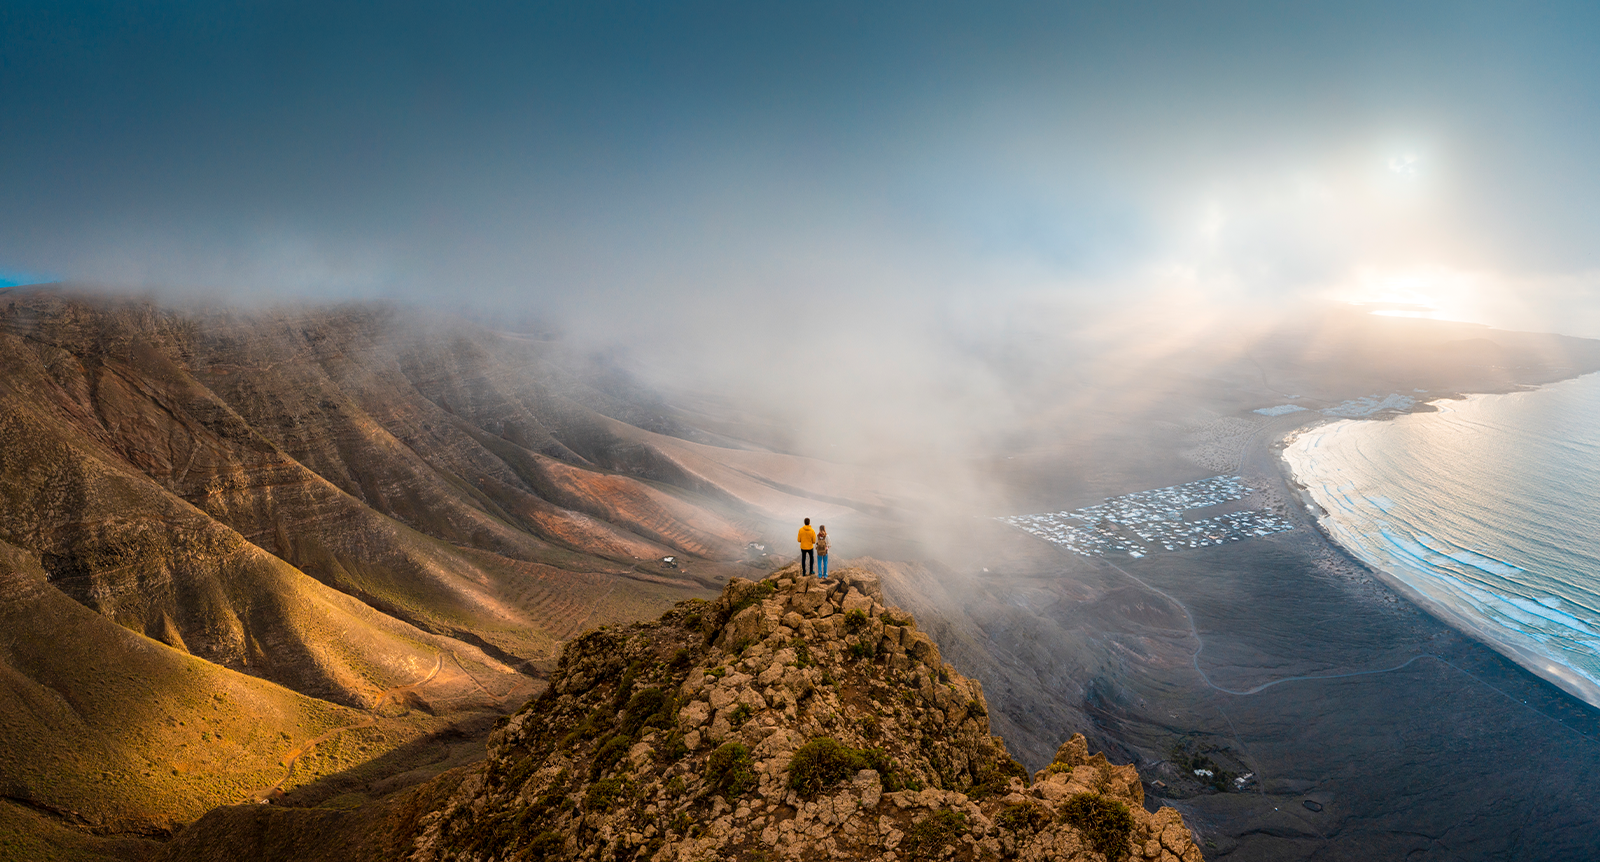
3,1 -> 1600,341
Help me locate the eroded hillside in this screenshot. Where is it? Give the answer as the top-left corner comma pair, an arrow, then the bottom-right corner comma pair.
0,289 -> 918,848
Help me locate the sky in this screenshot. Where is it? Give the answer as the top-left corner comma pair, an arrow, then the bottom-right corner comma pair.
4,1 -> 1600,441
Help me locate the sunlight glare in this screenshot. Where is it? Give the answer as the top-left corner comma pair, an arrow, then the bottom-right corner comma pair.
1336,266 -> 1493,326
1388,154 -> 1419,176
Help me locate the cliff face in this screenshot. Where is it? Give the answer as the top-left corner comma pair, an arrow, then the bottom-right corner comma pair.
399,566 -> 1201,862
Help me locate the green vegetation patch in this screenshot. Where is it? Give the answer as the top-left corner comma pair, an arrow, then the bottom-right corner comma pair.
967,755 -> 1029,799
495,753 -> 540,790
560,707 -> 614,747
611,659 -> 645,709
654,731 -> 689,765
1168,740 -> 1237,792
1060,792 -> 1135,862
900,810 -> 968,861
705,742 -> 758,798
619,686 -> 675,738
528,831 -> 566,856
785,737 -> 894,798
995,801 -> 1052,833
843,609 -> 870,633
592,734 -> 631,777
584,776 -> 635,812
670,647 -> 694,670
847,639 -> 878,661
790,637 -> 813,668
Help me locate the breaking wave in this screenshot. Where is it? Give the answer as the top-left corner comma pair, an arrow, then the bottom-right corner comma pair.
1283,374 -> 1600,708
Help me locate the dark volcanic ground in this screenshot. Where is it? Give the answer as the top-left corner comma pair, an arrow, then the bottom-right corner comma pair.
803,312 -> 1600,860
875,414 -> 1600,861
1115,428 -> 1599,860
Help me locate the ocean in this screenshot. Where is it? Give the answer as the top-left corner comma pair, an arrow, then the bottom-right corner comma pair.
1282,373 -> 1600,709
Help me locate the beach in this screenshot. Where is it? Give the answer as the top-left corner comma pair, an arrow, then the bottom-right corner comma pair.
1281,376 -> 1600,712
873,394 -> 1600,860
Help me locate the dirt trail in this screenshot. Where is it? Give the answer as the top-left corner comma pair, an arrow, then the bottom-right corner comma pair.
446,650 -> 525,702
249,653 -> 443,803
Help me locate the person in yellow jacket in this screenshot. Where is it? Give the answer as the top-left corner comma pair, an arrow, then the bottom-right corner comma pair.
797,518 -> 817,576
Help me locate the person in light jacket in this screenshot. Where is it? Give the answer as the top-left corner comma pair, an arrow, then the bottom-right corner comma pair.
816,525 -> 830,579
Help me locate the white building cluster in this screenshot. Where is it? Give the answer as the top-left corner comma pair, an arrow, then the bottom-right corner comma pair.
998,475 -> 1294,558
1253,404 -> 1307,417
1320,393 -> 1416,417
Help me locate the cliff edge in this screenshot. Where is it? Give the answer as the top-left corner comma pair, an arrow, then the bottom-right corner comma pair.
400,565 -> 1201,862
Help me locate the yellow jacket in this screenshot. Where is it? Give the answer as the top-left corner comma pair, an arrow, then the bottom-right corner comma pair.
797,525 -> 816,550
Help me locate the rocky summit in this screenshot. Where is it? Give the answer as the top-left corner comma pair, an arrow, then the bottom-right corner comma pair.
406,566 -> 1202,862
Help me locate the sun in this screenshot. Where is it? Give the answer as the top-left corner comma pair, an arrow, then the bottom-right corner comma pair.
1335,266 -> 1497,327
1388,154 -> 1419,176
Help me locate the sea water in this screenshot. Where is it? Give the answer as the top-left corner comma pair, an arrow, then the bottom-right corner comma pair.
1282,373 -> 1600,709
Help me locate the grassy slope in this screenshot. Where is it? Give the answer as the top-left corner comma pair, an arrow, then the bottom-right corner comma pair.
0,540 -> 361,834
0,391 -> 512,708
0,800 -> 160,862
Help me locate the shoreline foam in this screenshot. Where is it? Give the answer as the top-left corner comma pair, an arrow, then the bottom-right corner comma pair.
1270,394 -> 1600,711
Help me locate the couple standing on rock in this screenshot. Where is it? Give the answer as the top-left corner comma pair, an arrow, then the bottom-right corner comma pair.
797,517 -> 830,578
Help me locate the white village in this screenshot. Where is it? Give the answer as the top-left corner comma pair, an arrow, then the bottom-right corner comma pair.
999,474 -> 1294,558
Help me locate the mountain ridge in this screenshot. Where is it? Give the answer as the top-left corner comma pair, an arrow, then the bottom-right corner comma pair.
159,566 -> 1203,862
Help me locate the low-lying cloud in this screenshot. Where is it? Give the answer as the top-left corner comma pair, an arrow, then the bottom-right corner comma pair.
6,1 -> 1600,501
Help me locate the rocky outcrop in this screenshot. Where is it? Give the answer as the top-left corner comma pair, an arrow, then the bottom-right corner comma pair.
408,566 -> 1202,861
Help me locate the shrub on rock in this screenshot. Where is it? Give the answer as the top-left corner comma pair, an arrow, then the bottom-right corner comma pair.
584,776 -> 633,812
705,742 -> 757,798
787,737 -> 879,797
901,810 -> 968,860
591,734 -> 630,777
619,686 -> 673,738
1061,791 -> 1135,861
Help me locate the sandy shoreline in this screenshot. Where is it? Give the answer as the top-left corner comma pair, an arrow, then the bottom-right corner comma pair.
1269,416 -> 1458,611
1267,390 -> 1600,711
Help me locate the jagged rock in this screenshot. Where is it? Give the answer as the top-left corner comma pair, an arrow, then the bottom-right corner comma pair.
407,565 -> 1204,862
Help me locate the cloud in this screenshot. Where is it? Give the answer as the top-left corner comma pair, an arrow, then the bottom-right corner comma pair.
4,0 -> 1599,365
